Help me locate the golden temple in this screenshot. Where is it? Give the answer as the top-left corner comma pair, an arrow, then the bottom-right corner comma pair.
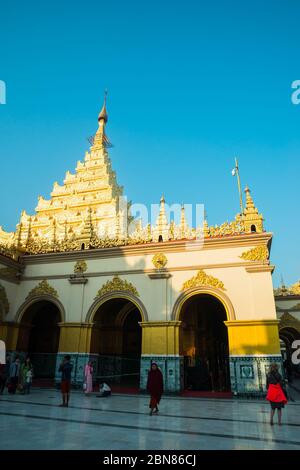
0,95 -> 264,259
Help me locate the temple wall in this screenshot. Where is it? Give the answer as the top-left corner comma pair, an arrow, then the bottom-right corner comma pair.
0,234 -> 281,395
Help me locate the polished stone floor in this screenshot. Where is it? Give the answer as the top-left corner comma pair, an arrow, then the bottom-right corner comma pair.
0,389 -> 300,450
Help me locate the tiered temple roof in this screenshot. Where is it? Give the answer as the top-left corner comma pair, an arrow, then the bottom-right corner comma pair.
0,96 -> 265,258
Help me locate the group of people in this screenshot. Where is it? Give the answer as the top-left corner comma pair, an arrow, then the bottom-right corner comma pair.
58,356 -> 111,407
0,356 -> 33,395
2,355 -> 289,425
148,361 -> 291,422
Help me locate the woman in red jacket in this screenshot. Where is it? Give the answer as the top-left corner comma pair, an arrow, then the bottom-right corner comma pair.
147,362 -> 164,416
266,363 -> 287,425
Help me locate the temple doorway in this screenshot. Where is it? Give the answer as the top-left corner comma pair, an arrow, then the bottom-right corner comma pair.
90,298 -> 142,389
179,294 -> 231,392
16,300 -> 61,378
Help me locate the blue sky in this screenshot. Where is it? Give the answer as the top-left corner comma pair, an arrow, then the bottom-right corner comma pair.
0,0 -> 299,286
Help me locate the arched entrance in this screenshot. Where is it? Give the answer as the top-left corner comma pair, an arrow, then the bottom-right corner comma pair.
279,327 -> 300,380
16,299 -> 62,379
179,293 -> 231,392
90,297 -> 143,389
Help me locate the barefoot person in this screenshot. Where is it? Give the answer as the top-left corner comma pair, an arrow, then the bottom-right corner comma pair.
147,362 -> 163,416
59,355 -> 73,407
266,363 -> 287,425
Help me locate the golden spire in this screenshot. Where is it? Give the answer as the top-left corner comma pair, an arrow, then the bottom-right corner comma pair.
93,90 -> 111,149
153,195 -> 169,242
203,210 -> 210,237
98,89 -> 108,123
241,186 -> 264,233
180,205 -> 187,238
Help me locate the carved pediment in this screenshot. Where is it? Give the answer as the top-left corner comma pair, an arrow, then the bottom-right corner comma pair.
96,275 -> 139,298
26,280 -> 58,299
181,270 -> 225,291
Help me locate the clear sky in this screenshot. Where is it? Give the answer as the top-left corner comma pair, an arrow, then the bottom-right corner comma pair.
0,0 -> 299,286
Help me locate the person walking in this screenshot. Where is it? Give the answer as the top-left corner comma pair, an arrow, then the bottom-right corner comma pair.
84,361 -> 93,395
58,355 -> 73,407
20,357 -> 34,394
147,362 -> 164,416
266,363 -> 287,425
8,356 -> 21,394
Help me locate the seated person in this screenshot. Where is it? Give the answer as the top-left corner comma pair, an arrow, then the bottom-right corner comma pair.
97,382 -> 111,397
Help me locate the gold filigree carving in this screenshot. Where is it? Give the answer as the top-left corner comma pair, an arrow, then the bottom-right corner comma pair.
96,275 -> 139,298
74,261 -> 88,274
0,283 -> 9,314
26,280 -> 58,299
279,312 -> 300,333
181,269 -> 226,291
240,245 -> 269,262
290,281 -> 300,295
152,253 -> 167,270
274,280 -> 300,297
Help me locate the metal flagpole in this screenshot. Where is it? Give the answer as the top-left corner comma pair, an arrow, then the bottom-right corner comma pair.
235,158 -> 244,215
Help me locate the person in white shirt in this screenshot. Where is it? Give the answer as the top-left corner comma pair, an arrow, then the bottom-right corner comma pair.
97,382 -> 111,397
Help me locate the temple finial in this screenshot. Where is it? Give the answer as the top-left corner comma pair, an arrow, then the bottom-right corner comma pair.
98,89 -> 108,123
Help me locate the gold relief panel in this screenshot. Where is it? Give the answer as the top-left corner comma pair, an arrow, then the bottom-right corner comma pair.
240,245 -> 269,262
26,280 -> 59,299
181,269 -> 226,291
96,275 -> 139,298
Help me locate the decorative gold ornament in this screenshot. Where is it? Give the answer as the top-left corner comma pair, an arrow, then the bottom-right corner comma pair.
240,245 -> 269,262
0,283 -> 9,314
0,267 -> 20,281
290,280 -> 300,295
181,269 -> 225,291
96,275 -> 139,298
279,312 -> 300,333
274,279 -> 300,297
74,260 -> 88,274
152,253 -> 167,270
26,280 -> 58,299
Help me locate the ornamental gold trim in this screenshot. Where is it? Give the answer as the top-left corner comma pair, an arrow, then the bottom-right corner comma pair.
74,260 -> 88,274
279,312 -> 300,333
0,283 -> 9,314
290,281 -> 300,295
240,245 -> 269,262
181,269 -> 225,291
152,253 -> 167,270
96,275 -> 139,298
26,279 -> 58,299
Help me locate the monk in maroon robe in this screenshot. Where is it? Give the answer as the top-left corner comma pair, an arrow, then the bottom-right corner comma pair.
147,362 -> 164,415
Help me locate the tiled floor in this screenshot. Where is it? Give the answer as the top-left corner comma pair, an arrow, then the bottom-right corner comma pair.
0,389 -> 300,450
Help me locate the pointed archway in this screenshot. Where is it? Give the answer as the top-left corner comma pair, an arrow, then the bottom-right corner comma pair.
89,296 -> 144,390
178,293 -> 231,393
16,298 -> 64,379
